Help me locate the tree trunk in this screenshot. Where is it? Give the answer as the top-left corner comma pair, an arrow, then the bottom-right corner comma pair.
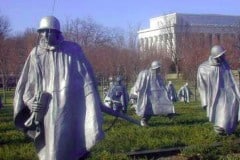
175,62 -> 180,79
1,76 -> 7,104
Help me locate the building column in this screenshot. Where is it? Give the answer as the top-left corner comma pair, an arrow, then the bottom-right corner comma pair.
139,38 -> 144,51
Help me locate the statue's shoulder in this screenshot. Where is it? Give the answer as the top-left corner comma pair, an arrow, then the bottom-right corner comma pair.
199,60 -> 210,69
61,41 -> 86,58
139,69 -> 149,75
136,70 -> 150,80
28,46 -> 39,57
62,41 -> 82,50
198,60 -> 215,76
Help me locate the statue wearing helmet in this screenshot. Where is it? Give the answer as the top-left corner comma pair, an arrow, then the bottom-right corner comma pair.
116,75 -> 123,82
197,45 -> 240,135
177,82 -> 193,103
104,75 -> 129,113
103,76 -> 115,108
166,81 -> 178,102
151,60 -> 161,70
36,16 -> 63,47
38,16 -> 61,32
210,45 -> 226,58
14,16 -> 105,160
130,61 -> 175,126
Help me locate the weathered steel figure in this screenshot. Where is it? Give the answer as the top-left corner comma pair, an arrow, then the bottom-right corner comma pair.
177,83 -> 193,103
104,76 -> 129,113
130,61 -> 175,126
197,45 -> 240,135
13,16 -> 104,160
103,76 -> 114,108
166,81 -> 178,102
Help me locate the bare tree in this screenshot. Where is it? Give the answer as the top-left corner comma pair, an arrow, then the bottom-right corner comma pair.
63,17 -> 116,51
62,17 -> 125,78
11,28 -> 37,74
62,17 -> 173,87
177,34 -> 200,100
156,16 -> 191,77
0,14 -> 10,39
0,14 -> 11,102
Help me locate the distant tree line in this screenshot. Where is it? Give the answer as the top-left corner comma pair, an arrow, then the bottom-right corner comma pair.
0,13 -> 240,97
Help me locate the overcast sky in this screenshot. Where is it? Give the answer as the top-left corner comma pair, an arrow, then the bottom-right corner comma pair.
1,0 -> 240,33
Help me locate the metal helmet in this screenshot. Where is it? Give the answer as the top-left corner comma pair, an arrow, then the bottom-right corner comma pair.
116,76 -> 123,82
210,45 -> 226,58
151,61 -> 161,70
38,16 -> 61,32
108,76 -> 113,81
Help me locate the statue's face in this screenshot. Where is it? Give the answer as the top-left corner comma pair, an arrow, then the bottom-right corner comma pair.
151,68 -> 160,75
216,54 -> 225,63
39,29 -> 59,46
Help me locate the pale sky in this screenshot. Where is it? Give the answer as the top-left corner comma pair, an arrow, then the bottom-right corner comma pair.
1,0 -> 240,33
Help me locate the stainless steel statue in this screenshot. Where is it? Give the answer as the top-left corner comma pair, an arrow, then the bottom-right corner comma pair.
104,76 -> 129,113
103,76 -> 114,108
177,83 -> 193,103
13,16 -> 105,160
197,45 -> 240,135
130,61 -> 175,126
166,81 -> 178,102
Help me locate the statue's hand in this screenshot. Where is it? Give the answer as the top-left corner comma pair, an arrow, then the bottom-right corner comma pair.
203,105 -> 207,110
31,101 -> 43,113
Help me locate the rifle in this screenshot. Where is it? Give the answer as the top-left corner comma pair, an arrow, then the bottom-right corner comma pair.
23,33 -> 51,139
24,91 -> 51,139
101,104 -> 141,126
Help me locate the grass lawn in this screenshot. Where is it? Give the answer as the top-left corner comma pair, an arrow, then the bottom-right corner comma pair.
0,89 -> 240,159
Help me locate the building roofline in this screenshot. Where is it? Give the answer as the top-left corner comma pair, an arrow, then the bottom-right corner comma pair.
149,12 -> 240,21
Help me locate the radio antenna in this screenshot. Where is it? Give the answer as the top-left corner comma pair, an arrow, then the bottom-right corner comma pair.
51,0 -> 57,15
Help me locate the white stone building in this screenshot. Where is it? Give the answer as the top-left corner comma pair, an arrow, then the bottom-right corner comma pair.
138,13 -> 240,53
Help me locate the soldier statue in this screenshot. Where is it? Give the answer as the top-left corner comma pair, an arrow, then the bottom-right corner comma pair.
13,16 -> 105,160
197,45 -> 240,135
104,76 -> 129,113
166,81 -> 178,102
130,61 -> 175,126
177,82 -> 193,103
